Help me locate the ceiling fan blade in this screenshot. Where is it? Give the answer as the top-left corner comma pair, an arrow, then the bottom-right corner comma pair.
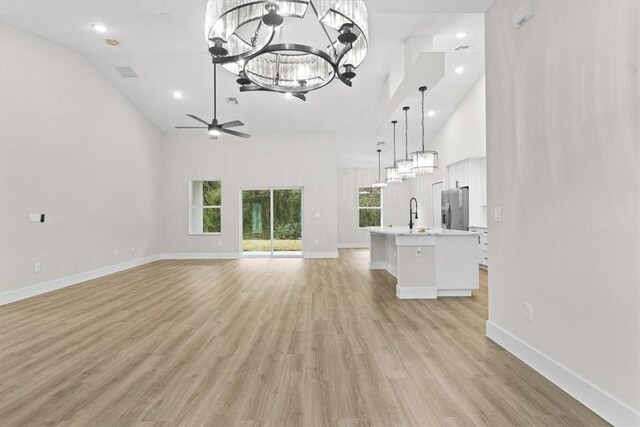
220,120 -> 244,128
187,114 -> 211,126
175,126 -> 207,129
221,128 -> 251,139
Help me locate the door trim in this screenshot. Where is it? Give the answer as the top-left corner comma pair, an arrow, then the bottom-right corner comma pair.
240,187 -> 304,258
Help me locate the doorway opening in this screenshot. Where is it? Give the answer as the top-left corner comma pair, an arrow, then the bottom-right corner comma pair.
241,188 -> 303,257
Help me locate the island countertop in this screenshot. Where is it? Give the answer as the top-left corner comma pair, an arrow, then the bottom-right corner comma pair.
367,226 -> 478,237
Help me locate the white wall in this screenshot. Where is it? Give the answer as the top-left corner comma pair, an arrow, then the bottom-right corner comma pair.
485,1 -> 639,424
0,25 -> 162,296
380,76 -> 487,229
161,132 -> 338,257
337,168 -> 377,247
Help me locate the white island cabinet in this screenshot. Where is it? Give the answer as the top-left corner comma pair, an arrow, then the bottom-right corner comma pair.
369,227 -> 479,299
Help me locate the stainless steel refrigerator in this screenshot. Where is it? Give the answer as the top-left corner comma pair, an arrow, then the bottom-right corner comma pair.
441,187 -> 469,230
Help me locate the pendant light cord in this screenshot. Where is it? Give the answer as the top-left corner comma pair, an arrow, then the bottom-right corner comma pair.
392,121 -> 397,166
421,88 -> 425,151
377,149 -> 381,180
404,107 -> 409,160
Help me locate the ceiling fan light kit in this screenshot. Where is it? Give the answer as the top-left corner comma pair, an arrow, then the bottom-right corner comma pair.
205,0 -> 369,100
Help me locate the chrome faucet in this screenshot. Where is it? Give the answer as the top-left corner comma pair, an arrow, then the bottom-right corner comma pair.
409,197 -> 418,230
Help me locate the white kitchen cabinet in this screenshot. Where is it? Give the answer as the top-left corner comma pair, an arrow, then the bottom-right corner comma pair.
448,160 -> 470,189
449,158 -> 487,228
480,157 -> 487,207
469,226 -> 488,269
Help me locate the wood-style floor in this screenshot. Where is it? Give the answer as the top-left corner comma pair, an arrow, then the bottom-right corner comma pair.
0,249 -> 606,426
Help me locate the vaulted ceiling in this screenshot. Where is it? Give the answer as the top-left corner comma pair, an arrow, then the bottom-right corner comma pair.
0,1 -> 490,166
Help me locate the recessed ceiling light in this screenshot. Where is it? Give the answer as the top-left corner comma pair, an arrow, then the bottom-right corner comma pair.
173,91 -> 183,99
455,66 -> 465,74
106,39 -> 120,47
427,110 -> 435,117
92,24 -> 109,33
456,32 -> 467,39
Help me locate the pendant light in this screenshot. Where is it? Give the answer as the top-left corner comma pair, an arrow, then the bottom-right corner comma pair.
372,148 -> 388,188
385,120 -> 403,183
411,86 -> 439,174
396,106 -> 416,179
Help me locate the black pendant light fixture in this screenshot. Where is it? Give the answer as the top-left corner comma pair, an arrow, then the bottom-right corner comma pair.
397,106 -> 416,179
372,148 -> 388,188
385,120 -> 403,183
411,86 -> 439,174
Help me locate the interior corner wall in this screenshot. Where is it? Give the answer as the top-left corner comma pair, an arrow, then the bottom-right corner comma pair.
0,25 -> 163,297
160,132 -> 338,257
485,1 -> 639,424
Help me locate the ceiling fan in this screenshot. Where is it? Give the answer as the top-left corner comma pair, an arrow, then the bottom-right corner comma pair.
175,65 -> 250,139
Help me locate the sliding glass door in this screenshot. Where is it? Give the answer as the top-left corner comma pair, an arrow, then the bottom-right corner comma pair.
242,188 -> 302,257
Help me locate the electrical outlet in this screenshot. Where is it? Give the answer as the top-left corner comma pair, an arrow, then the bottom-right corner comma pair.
113,249 -> 118,257
314,240 -> 320,246
415,246 -> 422,256
34,263 -> 41,273
131,245 -> 136,254
494,207 -> 502,222
218,241 -> 223,247
524,303 -> 533,321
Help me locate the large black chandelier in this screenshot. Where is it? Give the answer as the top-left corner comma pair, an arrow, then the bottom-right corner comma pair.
205,0 -> 369,100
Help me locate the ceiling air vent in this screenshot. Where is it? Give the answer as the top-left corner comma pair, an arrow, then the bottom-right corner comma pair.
115,66 -> 139,78
225,97 -> 238,105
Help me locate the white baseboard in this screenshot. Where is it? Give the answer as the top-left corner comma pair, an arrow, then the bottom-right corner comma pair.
486,321 -> 640,426
396,286 -> 437,299
437,289 -> 472,297
338,243 -> 370,249
161,252 -> 240,260
303,252 -> 339,259
0,255 -> 161,306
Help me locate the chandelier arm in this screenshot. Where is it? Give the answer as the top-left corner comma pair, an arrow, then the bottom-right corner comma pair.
239,84 -> 306,101
211,25 -> 277,65
308,0 -> 338,58
335,43 -> 354,87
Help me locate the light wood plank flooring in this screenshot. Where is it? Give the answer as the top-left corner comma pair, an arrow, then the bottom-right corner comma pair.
0,249 -> 606,426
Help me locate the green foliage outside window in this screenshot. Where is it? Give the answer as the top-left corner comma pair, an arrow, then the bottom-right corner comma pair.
358,187 -> 382,228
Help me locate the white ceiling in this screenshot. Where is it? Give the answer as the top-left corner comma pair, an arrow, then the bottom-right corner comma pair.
0,1 -> 490,167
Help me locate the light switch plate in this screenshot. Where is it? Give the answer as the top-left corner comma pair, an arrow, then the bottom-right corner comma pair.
494,207 -> 502,222
34,263 -> 41,273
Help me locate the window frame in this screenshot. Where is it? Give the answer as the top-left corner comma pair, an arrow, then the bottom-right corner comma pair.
357,186 -> 383,229
189,179 -> 222,235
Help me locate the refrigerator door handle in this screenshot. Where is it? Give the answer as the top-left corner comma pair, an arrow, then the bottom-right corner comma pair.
444,203 -> 451,229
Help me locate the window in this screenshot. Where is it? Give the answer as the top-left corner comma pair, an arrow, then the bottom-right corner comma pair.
358,186 -> 382,228
190,180 -> 221,234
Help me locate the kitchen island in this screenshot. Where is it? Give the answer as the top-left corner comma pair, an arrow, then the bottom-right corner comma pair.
369,227 -> 479,299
